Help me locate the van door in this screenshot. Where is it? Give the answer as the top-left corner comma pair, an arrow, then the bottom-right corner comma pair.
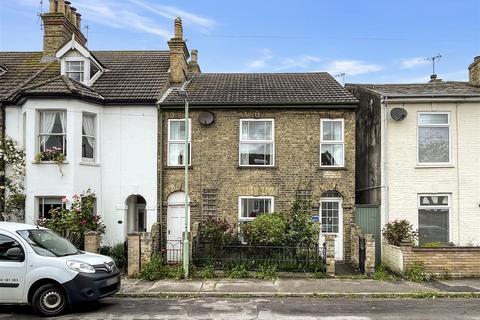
0,233 -> 27,302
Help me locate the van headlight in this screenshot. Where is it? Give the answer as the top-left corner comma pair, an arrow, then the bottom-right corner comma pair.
66,260 -> 95,273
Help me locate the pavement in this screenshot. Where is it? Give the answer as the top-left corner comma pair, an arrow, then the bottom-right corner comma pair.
2,297 -> 480,319
117,277 -> 480,298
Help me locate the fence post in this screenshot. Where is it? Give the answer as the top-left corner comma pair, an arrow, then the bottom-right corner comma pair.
325,234 -> 336,276
84,231 -> 101,253
365,234 -> 375,275
127,233 -> 140,277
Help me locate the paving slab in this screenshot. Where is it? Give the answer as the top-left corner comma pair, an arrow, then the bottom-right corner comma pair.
119,280 -> 155,294
148,280 -> 204,293
213,279 -> 279,293
433,279 -> 480,292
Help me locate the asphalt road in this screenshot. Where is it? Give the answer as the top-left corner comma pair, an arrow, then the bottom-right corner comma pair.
1,297 -> 480,319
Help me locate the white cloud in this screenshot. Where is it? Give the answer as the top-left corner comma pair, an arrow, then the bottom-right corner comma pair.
246,49 -> 273,69
276,55 -> 322,70
401,57 -> 429,69
324,60 -> 382,76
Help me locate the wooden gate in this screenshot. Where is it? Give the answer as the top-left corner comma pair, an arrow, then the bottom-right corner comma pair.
355,205 -> 381,264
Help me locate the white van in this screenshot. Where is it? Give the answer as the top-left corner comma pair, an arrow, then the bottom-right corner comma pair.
0,222 -> 120,316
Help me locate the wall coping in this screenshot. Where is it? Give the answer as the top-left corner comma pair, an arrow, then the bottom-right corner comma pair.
412,246 -> 480,252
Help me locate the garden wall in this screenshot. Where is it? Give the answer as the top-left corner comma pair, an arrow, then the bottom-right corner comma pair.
382,241 -> 480,277
350,223 -> 375,274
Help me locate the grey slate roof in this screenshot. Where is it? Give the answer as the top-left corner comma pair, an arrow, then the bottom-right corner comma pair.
0,51 -> 170,104
347,81 -> 480,98
161,73 -> 358,106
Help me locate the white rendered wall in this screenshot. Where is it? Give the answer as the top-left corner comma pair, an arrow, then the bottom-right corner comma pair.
380,101 -> 480,245
5,99 -> 157,245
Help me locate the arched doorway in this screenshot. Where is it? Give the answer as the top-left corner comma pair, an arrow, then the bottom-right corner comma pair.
319,190 -> 344,261
126,195 -> 147,233
166,191 -> 190,263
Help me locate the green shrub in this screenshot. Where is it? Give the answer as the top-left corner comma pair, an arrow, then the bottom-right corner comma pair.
382,219 -> 417,246
100,243 -> 126,270
313,271 -> 327,278
242,213 -> 286,246
224,263 -> 249,278
372,264 -> 396,281
197,264 -> 216,279
283,201 -> 320,247
255,264 -> 278,281
403,262 -> 430,282
198,217 -> 238,244
139,255 -> 184,281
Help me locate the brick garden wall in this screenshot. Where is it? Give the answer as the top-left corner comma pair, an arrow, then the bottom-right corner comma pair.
159,108 -> 356,261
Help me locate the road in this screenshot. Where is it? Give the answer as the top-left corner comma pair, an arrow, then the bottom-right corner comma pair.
0,297 -> 479,319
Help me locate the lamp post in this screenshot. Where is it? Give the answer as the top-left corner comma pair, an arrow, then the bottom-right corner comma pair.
177,88 -> 190,278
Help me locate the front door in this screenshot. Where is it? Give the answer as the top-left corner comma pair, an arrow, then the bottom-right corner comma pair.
0,233 -> 27,302
320,199 -> 344,260
166,204 -> 186,263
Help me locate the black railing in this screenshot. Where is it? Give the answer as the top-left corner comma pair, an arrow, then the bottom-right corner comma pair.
193,241 -> 325,272
165,240 -> 183,265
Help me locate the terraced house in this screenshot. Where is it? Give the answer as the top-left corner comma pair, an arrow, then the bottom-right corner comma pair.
158,25 -> 358,261
0,0 -> 359,261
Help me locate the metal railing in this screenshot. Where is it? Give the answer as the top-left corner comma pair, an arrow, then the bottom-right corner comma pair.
165,240 -> 183,264
193,241 -> 325,272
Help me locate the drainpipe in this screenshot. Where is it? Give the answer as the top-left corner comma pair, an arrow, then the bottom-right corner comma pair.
382,96 -> 389,224
156,103 -> 163,252
0,102 -> 4,221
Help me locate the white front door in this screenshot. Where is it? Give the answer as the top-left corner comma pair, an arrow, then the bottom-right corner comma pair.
166,205 -> 186,263
319,199 -> 344,261
0,233 -> 27,302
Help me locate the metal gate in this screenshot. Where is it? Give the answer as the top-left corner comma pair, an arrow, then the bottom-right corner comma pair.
355,205 -> 381,264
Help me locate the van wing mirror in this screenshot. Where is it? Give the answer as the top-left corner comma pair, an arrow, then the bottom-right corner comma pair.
6,247 -> 25,261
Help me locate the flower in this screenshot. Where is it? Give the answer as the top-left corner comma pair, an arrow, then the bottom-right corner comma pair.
81,220 -> 87,225
61,197 -> 68,204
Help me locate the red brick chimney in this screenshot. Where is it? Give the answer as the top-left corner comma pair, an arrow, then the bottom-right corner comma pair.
41,0 -> 87,60
168,17 -> 190,84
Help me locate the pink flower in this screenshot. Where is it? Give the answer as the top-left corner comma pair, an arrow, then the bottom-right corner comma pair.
81,220 -> 87,225
61,197 -> 68,204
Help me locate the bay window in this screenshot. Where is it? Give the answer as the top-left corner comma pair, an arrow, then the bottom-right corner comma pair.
168,119 -> 191,166
239,119 -> 274,166
418,112 -> 450,164
82,113 -> 96,160
418,194 -> 450,245
320,119 -> 344,167
38,110 -> 66,157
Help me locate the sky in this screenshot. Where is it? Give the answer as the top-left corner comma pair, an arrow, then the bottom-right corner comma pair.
1,0 -> 479,84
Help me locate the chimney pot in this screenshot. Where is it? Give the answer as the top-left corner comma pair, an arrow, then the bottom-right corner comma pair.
49,0 -> 57,13
174,17 -> 183,39
70,7 -> 77,27
64,2 -> 71,21
57,0 -> 65,14
191,49 -> 198,63
76,13 -> 82,30
430,74 -> 437,80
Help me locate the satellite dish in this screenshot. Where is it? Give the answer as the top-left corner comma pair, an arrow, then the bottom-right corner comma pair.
198,111 -> 215,125
390,108 -> 407,121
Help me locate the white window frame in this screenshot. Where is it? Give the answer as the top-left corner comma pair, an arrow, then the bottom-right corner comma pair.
37,110 -> 67,156
239,119 -> 275,167
37,196 -> 65,220
167,118 -> 192,167
238,196 -> 274,223
417,193 -> 452,244
81,113 -> 97,162
320,118 -> 345,168
64,59 -> 85,83
417,112 -> 451,166
320,196 -> 343,234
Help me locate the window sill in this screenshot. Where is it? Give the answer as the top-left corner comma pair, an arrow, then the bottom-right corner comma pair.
318,166 -> 347,171
165,166 -> 193,170
415,164 -> 455,169
32,161 -> 69,165
237,166 -> 277,170
79,161 -> 100,167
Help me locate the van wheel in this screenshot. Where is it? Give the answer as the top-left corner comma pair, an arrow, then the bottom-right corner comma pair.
32,283 -> 67,317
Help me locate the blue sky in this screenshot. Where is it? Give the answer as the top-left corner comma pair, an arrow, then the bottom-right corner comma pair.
1,0 -> 479,83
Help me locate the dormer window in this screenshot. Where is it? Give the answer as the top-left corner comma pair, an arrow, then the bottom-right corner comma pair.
66,60 -> 85,82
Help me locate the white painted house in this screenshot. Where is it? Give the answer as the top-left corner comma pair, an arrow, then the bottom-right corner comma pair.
349,61 -> 480,246
0,1 -> 197,244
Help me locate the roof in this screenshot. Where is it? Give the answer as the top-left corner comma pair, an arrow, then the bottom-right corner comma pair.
0,51 -> 170,104
347,81 -> 480,98
0,222 -> 43,232
161,73 -> 358,107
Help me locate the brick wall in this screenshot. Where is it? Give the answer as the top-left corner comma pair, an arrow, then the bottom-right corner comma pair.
350,223 -> 375,274
382,241 -> 480,277
160,108 -> 356,261
84,231 -> 101,254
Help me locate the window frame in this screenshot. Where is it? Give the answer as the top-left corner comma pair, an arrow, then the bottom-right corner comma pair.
37,110 -> 67,157
417,193 -> 452,244
320,118 -> 345,168
81,112 -> 97,161
320,196 -> 343,234
167,118 -> 192,167
65,59 -> 85,83
238,196 -> 274,223
239,119 -> 275,167
37,196 -> 65,220
0,233 -> 25,262
417,112 -> 451,166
